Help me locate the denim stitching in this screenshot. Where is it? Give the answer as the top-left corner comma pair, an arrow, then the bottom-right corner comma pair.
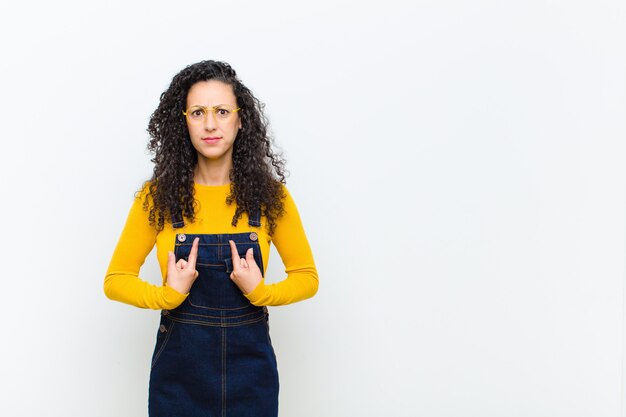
176,242 -> 258,246
175,238 -> 264,247
169,310 -> 264,319
195,261 -> 223,266
186,297 -> 252,310
159,217 -> 276,413
222,327 -> 227,417
175,241 -> 261,245
164,315 -> 265,327
151,320 -> 175,369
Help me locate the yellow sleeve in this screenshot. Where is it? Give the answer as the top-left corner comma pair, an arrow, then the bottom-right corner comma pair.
243,184 -> 319,306
103,185 -> 188,310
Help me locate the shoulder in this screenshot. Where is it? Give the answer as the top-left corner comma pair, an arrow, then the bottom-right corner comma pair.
274,182 -> 303,219
262,181 -> 296,235
277,181 -> 289,197
275,181 -> 296,206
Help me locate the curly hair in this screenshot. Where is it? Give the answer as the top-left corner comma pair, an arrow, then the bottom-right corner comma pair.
137,60 -> 288,236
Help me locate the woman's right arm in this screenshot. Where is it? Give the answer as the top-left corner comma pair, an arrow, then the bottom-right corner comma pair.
103,185 -> 188,310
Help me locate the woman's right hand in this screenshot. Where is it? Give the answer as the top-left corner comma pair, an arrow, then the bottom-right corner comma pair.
165,237 -> 200,295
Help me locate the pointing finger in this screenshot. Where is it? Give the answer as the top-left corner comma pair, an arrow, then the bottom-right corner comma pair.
229,240 -> 240,269
187,237 -> 200,269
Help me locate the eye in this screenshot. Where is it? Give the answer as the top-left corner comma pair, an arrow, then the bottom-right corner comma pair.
191,108 -> 205,117
216,108 -> 230,116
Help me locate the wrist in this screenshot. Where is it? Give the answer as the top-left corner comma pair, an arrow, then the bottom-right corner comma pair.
165,282 -> 189,296
163,283 -> 189,309
243,279 -> 267,303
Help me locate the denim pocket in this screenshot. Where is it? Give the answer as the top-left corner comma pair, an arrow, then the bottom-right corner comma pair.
151,317 -> 175,369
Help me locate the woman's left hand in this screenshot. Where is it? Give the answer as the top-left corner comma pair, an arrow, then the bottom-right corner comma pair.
228,240 -> 263,295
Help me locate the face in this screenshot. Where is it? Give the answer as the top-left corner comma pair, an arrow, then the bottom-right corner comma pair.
185,80 -> 242,164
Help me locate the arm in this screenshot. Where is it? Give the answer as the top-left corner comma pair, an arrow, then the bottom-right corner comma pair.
243,184 -> 319,306
103,185 -> 188,310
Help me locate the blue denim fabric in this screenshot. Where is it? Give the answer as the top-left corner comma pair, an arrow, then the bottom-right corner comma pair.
148,210 -> 279,417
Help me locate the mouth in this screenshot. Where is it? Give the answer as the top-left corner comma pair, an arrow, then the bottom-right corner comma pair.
201,137 -> 222,143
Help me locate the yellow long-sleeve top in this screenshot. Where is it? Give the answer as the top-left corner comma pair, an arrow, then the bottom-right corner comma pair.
104,182 -> 319,310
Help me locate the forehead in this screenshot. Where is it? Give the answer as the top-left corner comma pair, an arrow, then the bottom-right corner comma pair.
186,80 -> 236,106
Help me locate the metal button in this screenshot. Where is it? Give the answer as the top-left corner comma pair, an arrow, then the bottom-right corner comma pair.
249,232 -> 258,241
159,324 -> 167,333
177,233 -> 186,242
162,310 -> 169,316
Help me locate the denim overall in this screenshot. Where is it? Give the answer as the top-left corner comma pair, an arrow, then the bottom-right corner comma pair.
148,209 -> 279,417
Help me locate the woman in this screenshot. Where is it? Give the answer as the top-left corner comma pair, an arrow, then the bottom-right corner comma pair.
104,60 -> 319,417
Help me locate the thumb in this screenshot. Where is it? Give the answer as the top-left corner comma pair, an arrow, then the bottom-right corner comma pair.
246,248 -> 256,265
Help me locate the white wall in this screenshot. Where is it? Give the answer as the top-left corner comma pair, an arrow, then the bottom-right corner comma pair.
0,1 -> 624,416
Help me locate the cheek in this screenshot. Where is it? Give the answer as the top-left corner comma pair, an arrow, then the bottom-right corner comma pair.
187,124 -> 202,139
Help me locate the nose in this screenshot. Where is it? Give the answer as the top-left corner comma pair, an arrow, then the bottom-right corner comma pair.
203,110 -> 217,131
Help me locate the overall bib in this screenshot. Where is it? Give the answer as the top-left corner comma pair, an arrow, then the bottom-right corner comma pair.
148,209 -> 279,417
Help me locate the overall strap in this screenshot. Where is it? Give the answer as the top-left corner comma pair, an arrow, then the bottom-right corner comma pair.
171,210 -> 185,229
248,206 -> 262,227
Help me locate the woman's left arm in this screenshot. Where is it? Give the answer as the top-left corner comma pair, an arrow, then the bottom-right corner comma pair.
243,184 -> 319,306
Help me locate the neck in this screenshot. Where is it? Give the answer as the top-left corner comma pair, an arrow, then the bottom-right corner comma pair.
194,155 -> 232,186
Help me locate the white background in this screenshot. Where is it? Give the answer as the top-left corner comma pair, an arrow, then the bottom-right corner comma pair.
0,1 -> 624,416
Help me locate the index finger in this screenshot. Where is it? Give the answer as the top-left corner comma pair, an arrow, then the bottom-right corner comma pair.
187,237 -> 200,268
229,240 -> 240,265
